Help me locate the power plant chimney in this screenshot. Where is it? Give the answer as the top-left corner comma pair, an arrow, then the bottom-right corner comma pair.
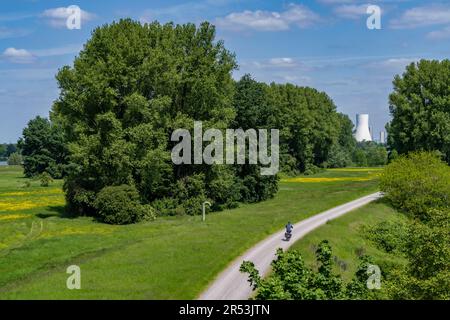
354,114 -> 372,142
380,131 -> 386,144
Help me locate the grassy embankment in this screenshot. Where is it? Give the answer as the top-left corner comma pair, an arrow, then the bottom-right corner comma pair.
290,199 -> 407,282
0,166 -> 380,299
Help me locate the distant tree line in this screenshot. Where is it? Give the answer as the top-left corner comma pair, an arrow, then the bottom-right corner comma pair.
0,143 -> 17,161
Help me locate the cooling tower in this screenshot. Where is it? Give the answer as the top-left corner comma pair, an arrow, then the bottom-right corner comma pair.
354,114 -> 372,142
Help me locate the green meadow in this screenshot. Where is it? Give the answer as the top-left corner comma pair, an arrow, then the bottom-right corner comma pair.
290,200 -> 407,282
0,166 -> 380,299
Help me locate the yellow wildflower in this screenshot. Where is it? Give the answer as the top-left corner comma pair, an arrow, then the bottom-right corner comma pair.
327,168 -> 384,172
0,214 -> 30,221
281,176 -> 376,183
0,188 -> 62,197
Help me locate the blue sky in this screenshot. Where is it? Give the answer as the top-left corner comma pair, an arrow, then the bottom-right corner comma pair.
1,0 -> 449,143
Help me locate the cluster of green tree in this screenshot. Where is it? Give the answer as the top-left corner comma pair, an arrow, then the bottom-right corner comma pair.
387,59 -> 450,164
23,19 -> 357,224
240,241 -> 377,299
0,143 -> 17,161
240,153 -> 449,300
234,75 -> 356,175
327,141 -> 387,168
352,142 -> 388,167
18,116 -> 69,179
374,152 -> 450,299
44,20 -> 266,223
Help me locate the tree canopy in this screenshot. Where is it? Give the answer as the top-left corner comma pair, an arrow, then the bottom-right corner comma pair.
387,59 -> 450,164
18,116 -> 68,178
240,241 -> 375,300
47,18 -> 361,223
377,152 -> 450,299
52,19 -> 247,219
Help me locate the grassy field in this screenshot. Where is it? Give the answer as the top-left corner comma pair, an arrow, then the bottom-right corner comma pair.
290,199 -> 407,282
0,166 -> 381,299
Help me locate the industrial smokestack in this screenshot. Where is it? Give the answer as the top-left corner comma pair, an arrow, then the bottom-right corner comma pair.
354,114 -> 372,142
380,131 -> 386,144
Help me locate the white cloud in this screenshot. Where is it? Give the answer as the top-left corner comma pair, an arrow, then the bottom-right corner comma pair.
367,58 -> 419,72
1,44 -> 82,64
427,26 -> 450,40
31,44 -> 83,57
217,10 -> 289,31
317,0 -> 357,3
41,6 -> 95,28
281,75 -> 311,84
140,1 -> 209,23
334,4 -> 372,20
0,13 -> 35,22
2,47 -> 35,64
0,68 -> 56,81
390,5 -> 450,29
0,27 -> 30,39
246,57 -> 301,69
139,0 -> 238,24
379,58 -> 417,68
268,57 -> 297,67
216,4 -> 320,31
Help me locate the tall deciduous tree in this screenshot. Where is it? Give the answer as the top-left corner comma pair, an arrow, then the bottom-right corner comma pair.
232,75 -> 278,202
387,59 -> 450,164
18,116 -> 68,178
52,19 -> 239,217
265,83 -> 341,172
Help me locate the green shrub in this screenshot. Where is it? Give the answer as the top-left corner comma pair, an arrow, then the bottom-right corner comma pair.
237,166 -> 278,203
364,220 -> 407,253
7,152 -> 22,165
240,241 -> 376,300
136,204 -> 157,222
377,152 -> 450,299
152,197 -> 181,216
279,153 -> 299,176
182,195 -> 209,216
379,151 -> 450,221
22,181 -> 31,188
38,172 -> 53,187
207,166 -> 241,210
94,185 -> 156,224
303,164 -> 323,176
385,208 -> 450,299
326,144 -> 353,168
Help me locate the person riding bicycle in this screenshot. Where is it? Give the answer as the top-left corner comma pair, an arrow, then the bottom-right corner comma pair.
285,221 -> 293,234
